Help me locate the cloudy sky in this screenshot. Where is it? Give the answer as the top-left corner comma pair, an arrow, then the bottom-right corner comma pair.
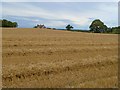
1,2 -> 118,29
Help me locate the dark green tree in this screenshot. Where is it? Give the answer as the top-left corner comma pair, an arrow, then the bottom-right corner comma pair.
1,19 -> 18,27
13,22 -> 18,27
0,20 -> 2,27
33,26 -> 37,28
111,26 -> 120,34
89,19 -> 107,33
2,19 -> 8,27
66,24 -> 73,30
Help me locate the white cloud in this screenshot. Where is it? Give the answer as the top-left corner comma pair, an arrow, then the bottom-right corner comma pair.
2,2 -> 118,28
1,0 -> 119,2
44,21 -> 67,28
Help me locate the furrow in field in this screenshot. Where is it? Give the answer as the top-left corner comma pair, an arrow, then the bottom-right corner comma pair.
3,61 -> 117,88
65,76 -> 118,88
2,46 -> 117,57
2,55 -> 118,82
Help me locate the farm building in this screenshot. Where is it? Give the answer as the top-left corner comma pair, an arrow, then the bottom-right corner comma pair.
36,24 -> 46,28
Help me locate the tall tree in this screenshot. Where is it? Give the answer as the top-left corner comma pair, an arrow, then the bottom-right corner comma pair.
89,19 -> 107,33
66,24 -> 73,30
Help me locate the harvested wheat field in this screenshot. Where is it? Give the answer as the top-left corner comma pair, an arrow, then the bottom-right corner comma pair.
2,28 -> 118,88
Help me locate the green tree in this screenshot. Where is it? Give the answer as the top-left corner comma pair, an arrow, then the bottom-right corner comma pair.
89,19 -> 107,33
13,22 -> 18,27
0,20 -> 2,27
111,26 -> 120,34
1,19 -> 18,27
2,19 -> 8,27
33,26 -> 37,28
66,24 -> 73,30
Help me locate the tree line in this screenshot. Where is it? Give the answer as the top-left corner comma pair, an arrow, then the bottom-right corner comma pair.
1,19 -> 119,34
66,19 -> 120,34
0,19 -> 18,27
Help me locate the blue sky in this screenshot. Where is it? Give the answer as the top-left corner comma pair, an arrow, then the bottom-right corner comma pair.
1,2 -> 118,29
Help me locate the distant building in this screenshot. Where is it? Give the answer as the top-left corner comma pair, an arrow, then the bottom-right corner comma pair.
36,24 -> 46,28
34,24 -> 56,30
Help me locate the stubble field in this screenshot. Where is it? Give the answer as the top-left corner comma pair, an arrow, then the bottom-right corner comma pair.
2,28 -> 118,88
